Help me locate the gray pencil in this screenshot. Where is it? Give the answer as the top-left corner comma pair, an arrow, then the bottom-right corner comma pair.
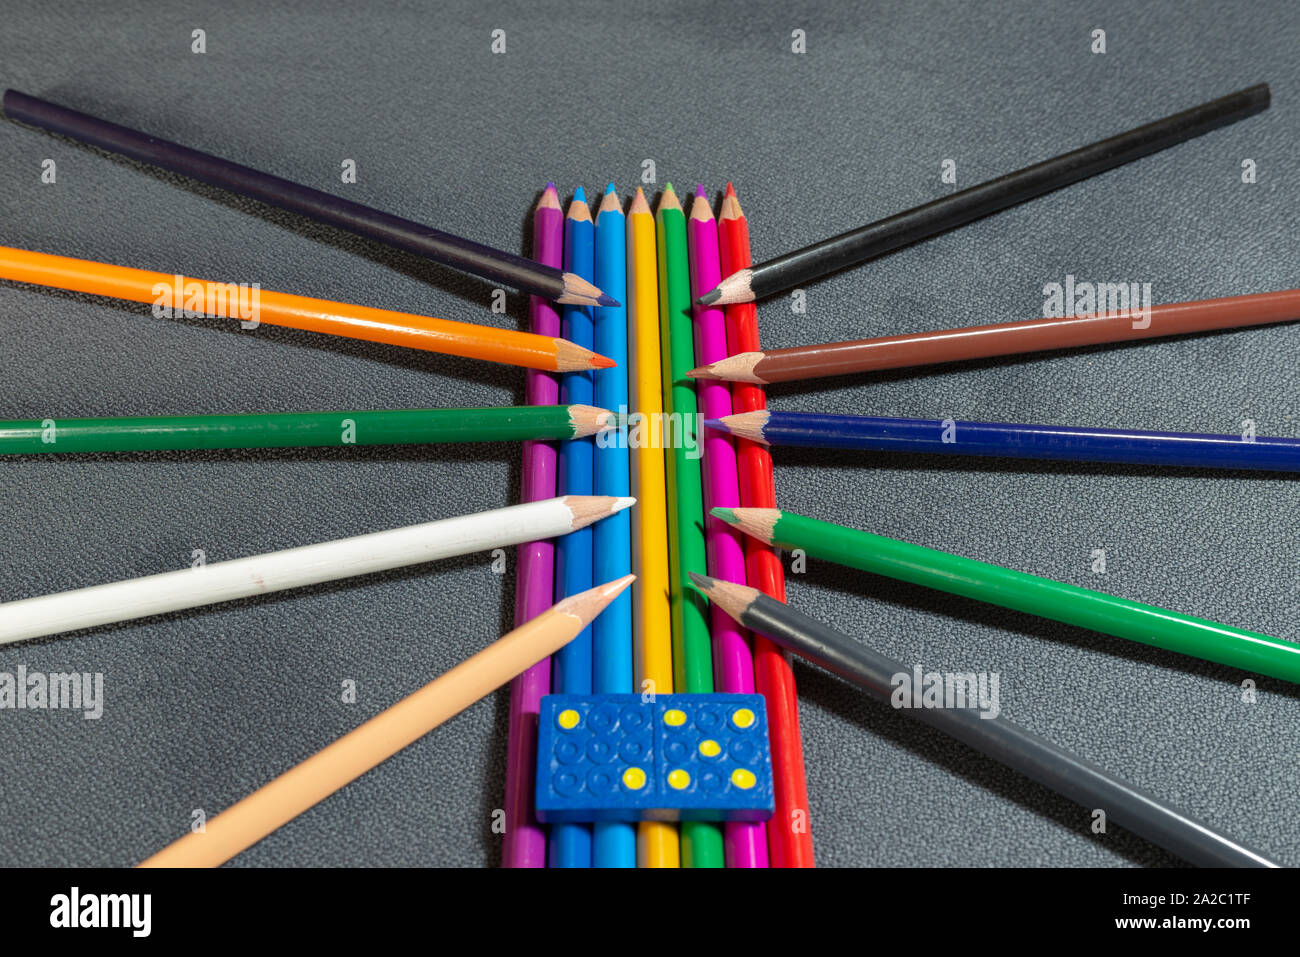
690,572 -> 1279,868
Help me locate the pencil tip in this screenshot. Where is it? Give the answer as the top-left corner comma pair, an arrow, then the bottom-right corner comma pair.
613,496 -> 637,514
686,365 -> 712,379
635,186 -> 645,197
605,182 -> 616,194
688,571 -> 716,591
695,183 -> 707,198
711,507 -> 739,525
664,182 -> 676,194
573,185 -> 587,203
695,288 -> 722,306
725,182 -> 736,197
590,353 -> 617,369
545,181 -> 556,190
702,417 -> 727,433
596,293 -> 621,307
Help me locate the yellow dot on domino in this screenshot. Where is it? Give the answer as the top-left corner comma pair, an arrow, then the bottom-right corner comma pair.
557,709 -> 581,730
698,739 -> 721,758
731,707 -> 756,730
663,708 -> 687,727
667,768 -> 691,790
731,768 -> 757,790
622,767 -> 647,790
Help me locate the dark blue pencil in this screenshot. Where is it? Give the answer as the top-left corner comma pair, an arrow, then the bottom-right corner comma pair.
708,410 -> 1300,472
552,189 -> 595,869
591,185 -> 635,868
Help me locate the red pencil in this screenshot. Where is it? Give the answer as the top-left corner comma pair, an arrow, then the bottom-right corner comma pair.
718,183 -> 815,867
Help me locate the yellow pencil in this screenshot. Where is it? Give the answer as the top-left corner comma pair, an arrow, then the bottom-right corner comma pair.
626,188 -> 680,868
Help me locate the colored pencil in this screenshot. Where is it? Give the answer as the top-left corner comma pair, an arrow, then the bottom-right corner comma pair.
710,410 -> 1300,472
0,406 -> 613,455
2,91 -> 617,307
691,574 -> 1278,869
690,288 -> 1300,385
0,496 -> 633,647
139,576 -> 636,868
687,186 -> 767,868
626,187 -> 680,867
592,185 -> 636,868
713,508 -> 1300,685
502,183 -> 564,868
656,185 -> 725,868
696,84 -> 1270,305
717,183 -> 814,868
0,246 -> 615,373
551,189 -> 596,868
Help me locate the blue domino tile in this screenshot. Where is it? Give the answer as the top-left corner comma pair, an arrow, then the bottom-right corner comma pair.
534,693 -> 775,823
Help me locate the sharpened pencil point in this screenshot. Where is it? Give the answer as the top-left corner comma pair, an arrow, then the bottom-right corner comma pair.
725,182 -> 736,197
695,184 -> 706,198
613,496 -> 637,514
596,292 -> 621,307
590,353 -> 617,369
712,507 -> 739,525
573,186 -> 587,204
664,182 -> 675,193
605,182 -> 616,194
703,417 -> 728,434
688,571 -> 717,592
695,288 -> 722,306
545,181 -> 556,190
686,364 -> 714,379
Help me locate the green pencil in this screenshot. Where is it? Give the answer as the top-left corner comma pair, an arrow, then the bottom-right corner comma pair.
0,405 -> 613,454
656,184 -> 724,868
714,507 -> 1300,684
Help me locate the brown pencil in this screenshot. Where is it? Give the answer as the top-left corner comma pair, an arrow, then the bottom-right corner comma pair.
137,575 -> 635,868
690,288 -> 1300,385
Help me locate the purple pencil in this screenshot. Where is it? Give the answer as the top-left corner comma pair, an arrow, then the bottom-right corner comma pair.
687,186 -> 769,868
502,184 -> 563,868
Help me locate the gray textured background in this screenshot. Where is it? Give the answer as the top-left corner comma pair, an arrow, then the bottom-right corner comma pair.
1,0 -> 1297,868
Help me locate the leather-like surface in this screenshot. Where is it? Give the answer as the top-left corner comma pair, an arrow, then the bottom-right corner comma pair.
0,0 -> 1296,867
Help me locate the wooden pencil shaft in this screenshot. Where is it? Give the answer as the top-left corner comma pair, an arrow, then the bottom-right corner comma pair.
745,85 -> 1269,300
719,186 -> 815,869
138,576 -> 633,868
725,288 -> 1300,384
2,91 -> 582,302
0,406 -> 605,454
0,496 -> 626,645
734,509 -> 1300,684
0,246 -> 605,372
503,185 -> 566,869
729,411 -> 1300,471
657,189 -> 725,868
730,586 -> 1277,868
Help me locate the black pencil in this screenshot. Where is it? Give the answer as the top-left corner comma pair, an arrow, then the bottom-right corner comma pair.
689,573 -> 1279,868
697,84 -> 1270,305
2,90 -> 616,307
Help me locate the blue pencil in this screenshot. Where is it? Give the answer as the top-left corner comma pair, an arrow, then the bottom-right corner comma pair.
591,185 -> 636,868
709,410 -> 1300,471
551,188 -> 595,869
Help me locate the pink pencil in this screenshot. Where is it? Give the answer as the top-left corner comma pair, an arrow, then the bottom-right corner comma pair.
502,183 -> 563,867
687,185 -> 769,868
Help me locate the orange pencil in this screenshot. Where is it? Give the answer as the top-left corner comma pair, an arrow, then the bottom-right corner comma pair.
0,246 -> 614,373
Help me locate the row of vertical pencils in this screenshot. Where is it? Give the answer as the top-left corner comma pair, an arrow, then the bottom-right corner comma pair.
501,182 -> 815,867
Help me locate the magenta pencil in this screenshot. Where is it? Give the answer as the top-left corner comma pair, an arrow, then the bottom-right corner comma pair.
687,185 -> 769,868
502,184 -> 563,867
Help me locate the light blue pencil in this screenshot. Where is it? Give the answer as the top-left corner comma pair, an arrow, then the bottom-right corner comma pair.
551,188 -> 596,868
592,184 -> 635,868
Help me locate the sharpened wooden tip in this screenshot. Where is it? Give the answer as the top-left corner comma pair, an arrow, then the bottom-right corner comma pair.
687,351 -> 767,383
558,271 -> 619,307
564,494 -> 637,530
657,184 -> 682,214
688,190 -> 715,222
598,189 -> 624,217
708,410 -> 770,443
537,184 -> 561,211
629,187 -> 651,216
710,506 -> 779,544
696,268 -> 754,306
688,572 -> 760,625
721,185 -> 744,221
552,573 -> 637,625
568,405 -> 618,437
554,336 -> 617,371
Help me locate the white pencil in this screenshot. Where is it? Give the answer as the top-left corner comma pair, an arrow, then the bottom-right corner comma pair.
0,495 -> 634,645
